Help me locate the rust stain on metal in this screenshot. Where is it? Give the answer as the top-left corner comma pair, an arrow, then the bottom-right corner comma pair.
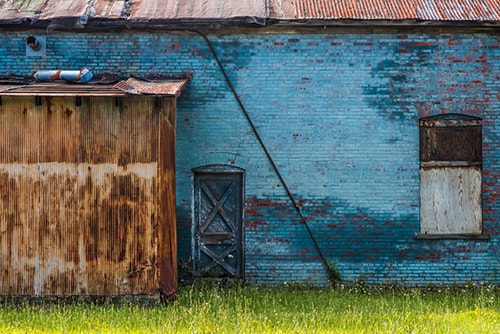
114,78 -> 190,96
0,78 -> 189,97
284,0 -> 500,21
0,95 -> 178,296
0,0 -> 499,24
158,97 -> 177,296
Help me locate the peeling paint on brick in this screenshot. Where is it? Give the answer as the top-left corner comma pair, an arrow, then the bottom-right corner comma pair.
0,29 -> 499,287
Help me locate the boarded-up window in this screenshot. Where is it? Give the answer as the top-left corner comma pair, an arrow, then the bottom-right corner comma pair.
419,114 -> 482,235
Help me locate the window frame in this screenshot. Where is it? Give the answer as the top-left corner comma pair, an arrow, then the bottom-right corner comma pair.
416,113 -> 488,240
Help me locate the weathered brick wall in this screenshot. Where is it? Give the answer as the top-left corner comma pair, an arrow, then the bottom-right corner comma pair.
0,29 -> 498,286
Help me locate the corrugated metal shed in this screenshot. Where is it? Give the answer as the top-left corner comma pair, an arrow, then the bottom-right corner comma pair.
0,0 -> 499,27
0,79 -> 188,297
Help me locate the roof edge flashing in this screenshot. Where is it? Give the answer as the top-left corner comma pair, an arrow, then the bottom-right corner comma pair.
2,17 -> 499,31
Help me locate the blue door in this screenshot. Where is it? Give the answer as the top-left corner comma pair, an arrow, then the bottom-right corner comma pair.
193,165 -> 244,278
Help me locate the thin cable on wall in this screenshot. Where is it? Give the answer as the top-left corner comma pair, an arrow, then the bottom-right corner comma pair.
190,30 -> 333,280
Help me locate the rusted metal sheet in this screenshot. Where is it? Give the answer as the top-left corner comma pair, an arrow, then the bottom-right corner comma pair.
417,0 -> 500,21
114,78 -> 190,96
420,167 -> 482,235
0,0 -> 40,23
128,0 -> 267,21
1,0 -> 500,25
290,0 -> 416,20
37,0 -> 88,20
0,95 -> 178,296
93,0 -> 125,18
0,83 -> 126,97
287,0 -> 500,21
158,98 -> 177,296
0,78 -> 190,97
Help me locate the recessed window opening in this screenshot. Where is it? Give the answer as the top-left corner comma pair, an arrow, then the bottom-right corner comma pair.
419,113 -> 482,236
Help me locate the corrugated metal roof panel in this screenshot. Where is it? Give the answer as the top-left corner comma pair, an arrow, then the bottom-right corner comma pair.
92,0 -> 126,19
128,0 -> 267,20
38,0 -> 88,19
114,78 -> 190,97
0,78 -> 190,97
287,0 -> 500,21
0,0 -> 499,25
0,83 -> 127,96
417,0 -> 500,21
291,0 -> 418,20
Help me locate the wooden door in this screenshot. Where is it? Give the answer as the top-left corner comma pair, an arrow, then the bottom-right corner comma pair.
193,165 -> 244,278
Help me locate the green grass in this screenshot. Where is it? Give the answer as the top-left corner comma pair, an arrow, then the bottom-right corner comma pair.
0,283 -> 499,333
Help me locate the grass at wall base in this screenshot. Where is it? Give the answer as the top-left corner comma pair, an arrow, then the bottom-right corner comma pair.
0,282 -> 498,333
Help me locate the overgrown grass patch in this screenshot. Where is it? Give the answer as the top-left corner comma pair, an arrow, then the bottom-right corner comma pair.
0,283 -> 498,333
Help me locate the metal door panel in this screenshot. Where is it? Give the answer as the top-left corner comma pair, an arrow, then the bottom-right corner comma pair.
193,166 -> 244,278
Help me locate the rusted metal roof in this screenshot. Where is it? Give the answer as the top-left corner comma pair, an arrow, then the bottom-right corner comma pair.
286,0 -> 500,21
127,0 -> 267,21
0,78 -> 190,97
114,78 -> 190,97
0,0 -> 499,27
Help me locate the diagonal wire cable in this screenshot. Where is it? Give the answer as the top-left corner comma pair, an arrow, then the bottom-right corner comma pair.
190,30 -> 333,281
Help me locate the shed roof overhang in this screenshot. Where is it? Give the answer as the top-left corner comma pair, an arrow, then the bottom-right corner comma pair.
0,78 -> 190,97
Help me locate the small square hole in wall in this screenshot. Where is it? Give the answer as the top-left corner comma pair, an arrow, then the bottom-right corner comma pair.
26,36 -> 46,57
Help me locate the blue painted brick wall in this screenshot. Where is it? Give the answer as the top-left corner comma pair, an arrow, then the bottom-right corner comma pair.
0,30 -> 498,286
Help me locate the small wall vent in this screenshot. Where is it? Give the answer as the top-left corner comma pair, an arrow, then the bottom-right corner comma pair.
26,36 -> 46,57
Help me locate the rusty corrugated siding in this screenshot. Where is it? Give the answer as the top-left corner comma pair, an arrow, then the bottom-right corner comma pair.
0,95 -> 177,296
158,98 -> 177,296
0,0 -> 499,24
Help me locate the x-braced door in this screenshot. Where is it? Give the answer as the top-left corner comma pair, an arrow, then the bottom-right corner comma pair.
193,165 -> 244,278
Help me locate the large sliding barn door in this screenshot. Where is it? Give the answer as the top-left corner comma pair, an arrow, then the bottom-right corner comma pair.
193,165 -> 244,278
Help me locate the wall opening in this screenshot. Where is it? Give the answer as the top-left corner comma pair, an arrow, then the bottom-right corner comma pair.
419,113 -> 482,236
